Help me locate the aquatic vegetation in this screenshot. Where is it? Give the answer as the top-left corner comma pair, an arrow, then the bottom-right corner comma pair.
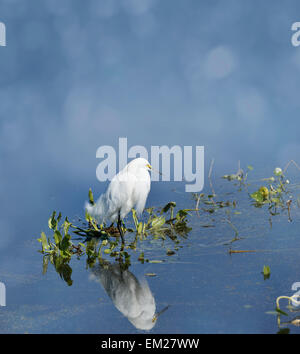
192,188 -> 241,244
262,265 -> 271,280
191,161 -> 300,284
193,192 -> 237,214
222,163 -> 253,187
131,201 -> 192,242
33,159 -> 300,334
221,162 -> 295,223
250,168 -> 289,211
37,214 -> 74,259
38,160 -> 300,298
39,162 -> 297,265
37,189 -> 194,284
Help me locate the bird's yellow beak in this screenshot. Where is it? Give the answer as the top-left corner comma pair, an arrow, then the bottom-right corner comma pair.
148,164 -> 164,176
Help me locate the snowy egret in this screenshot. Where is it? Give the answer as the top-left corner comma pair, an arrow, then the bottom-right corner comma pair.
85,157 -> 152,243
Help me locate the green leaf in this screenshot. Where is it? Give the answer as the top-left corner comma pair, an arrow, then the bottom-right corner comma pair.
38,232 -> 49,252
137,222 -> 143,234
90,218 -> 99,231
88,188 -> 95,205
53,230 -> 62,246
161,202 -> 176,214
60,234 -> 71,252
263,265 -> 271,276
48,211 -> 57,230
57,212 -> 62,224
146,207 -> 154,215
176,209 -> 188,221
250,191 -> 264,203
151,216 -> 166,228
131,209 -> 139,229
63,217 -> 72,236
271,197 -> 281,205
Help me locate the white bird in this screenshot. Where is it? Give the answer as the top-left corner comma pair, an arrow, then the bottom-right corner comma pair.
85,157 -> 152,243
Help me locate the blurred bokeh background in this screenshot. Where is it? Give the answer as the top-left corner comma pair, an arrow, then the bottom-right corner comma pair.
1,0 -> 300,256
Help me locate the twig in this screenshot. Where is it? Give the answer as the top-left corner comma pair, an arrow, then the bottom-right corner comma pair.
195,195 -> 201,217
225,218 -> 239,237
228,249 -> 256,254
208,158 -> 215,196
286,199 -> 292,222
196,158 -> 216,217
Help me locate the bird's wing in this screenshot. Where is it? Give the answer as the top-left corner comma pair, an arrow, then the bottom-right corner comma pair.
105,172 -> 136,220
132,173 -> 151,215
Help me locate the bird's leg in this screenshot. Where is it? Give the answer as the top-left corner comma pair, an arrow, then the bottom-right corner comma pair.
117,211 -> 125,244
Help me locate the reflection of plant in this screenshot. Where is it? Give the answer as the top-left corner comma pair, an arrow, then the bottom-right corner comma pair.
38,212 -> 81,286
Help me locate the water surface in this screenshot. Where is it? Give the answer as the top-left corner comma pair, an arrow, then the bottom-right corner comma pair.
1,170 -> 300,334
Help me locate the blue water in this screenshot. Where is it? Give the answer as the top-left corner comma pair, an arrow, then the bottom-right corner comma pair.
1,170 -> 300,334
1,0 -> 300,334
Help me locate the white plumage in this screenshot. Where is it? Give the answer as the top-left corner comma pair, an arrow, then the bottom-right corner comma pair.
85,158 -> 151,241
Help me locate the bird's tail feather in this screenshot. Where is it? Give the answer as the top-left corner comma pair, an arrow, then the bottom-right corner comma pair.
84,194 -> 107,224
85,201 -> 96,217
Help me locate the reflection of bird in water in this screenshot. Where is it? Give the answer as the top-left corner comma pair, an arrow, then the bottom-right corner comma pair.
85,158 -> 152,244
281,315 -> 300,327
89,261 -> 156,330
